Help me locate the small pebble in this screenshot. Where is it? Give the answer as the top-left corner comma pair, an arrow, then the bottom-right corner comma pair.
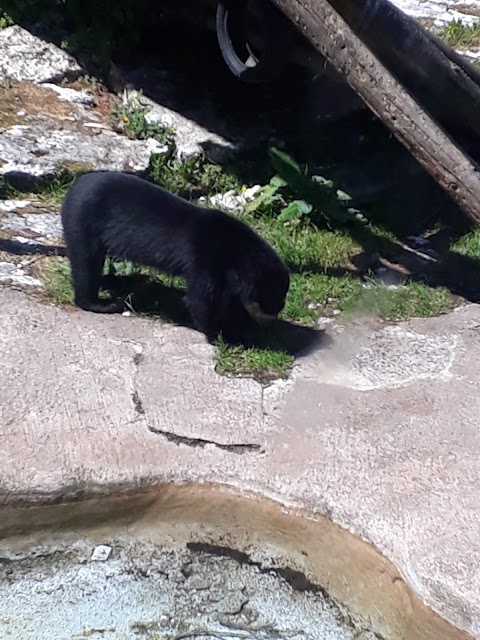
90,545 -> 112,562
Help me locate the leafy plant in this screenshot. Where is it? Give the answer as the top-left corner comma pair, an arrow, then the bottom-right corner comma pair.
105,258 -> 141,278
0,11 -> 13,28
150,153 -> 241,198
109,92 -> 175,146
246,147 -> 368,227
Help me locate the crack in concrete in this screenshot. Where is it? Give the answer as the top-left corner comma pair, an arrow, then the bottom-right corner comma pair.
131,389 -> 145,416
125,339 -> 263,455
147,426 -> 263,455
187,542 -> 320,593
127,343 -> 146,422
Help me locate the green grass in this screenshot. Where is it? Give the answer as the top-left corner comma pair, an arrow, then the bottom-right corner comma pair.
251,217 -> 362,270
438,20 -> 480,50
451,228 -> 480,258
279,269 -> 451,325
0,175 -> 17,200
150,154 -> 241,199
42,229 -> 455,382
44,260 -> 74,305
344,280 -> 452,320
109,93 -> 174,146
216,339 -> 293,380
0,166 -> 86,207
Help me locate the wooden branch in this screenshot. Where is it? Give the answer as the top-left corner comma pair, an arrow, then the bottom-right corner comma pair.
270,0 -> 480,225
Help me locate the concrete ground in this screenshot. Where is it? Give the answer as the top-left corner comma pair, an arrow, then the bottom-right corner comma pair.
1,287 -> 480,639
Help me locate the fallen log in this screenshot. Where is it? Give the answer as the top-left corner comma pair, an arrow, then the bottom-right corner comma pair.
270,0 -> 480,225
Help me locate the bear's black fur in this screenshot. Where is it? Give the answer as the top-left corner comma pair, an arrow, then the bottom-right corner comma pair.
60,171 -> 290,344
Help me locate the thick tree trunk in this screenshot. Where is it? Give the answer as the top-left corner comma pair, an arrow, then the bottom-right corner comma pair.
270,0 -> 480,225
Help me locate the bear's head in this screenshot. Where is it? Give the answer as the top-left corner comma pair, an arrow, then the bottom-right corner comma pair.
245,259 -> 290,325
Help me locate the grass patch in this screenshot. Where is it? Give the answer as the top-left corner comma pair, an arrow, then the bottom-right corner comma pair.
250,217 -> 362,270
35,168 -> 82,205
150,154 -> 241,199
278,271 -> 451,326
345,280 -> 453,320
43,260 -> 74,305
0,175 -> 18,200
109,93 -> 174,146
451,228 -> 480,258
0,167 -> 86,206
215,339 -> 293,381
438,20 -> 480,49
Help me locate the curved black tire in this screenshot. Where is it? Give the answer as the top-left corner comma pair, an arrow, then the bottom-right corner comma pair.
216,0 -> 290,84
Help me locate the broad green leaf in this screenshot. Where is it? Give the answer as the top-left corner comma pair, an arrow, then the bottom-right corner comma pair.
336,189 -> 353,202
270,175 -> 288,188
278,199 -> 313,222
269,147 -> 302,174
312,175 -> 334,189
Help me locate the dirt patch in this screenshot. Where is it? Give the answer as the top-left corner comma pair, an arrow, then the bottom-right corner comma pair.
0,249 -> 24,266
0,79 -> 121,132
0,80 -> 76,127
455,4 -> 480,17
63,76 -> 122,122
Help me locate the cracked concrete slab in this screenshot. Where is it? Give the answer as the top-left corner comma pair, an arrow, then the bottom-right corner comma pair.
1,289 -> 480,638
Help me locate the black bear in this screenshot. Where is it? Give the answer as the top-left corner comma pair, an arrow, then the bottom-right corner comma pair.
61,171 -> 290,344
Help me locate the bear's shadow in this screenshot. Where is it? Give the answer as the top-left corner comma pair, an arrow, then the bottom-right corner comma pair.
102,274 -> 332,357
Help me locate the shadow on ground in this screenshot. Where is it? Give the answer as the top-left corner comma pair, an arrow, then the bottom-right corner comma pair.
101,273 -> 330,357
0,238 -> 66,257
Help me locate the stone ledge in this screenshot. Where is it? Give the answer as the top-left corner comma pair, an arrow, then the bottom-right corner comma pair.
1,288 -> 480,637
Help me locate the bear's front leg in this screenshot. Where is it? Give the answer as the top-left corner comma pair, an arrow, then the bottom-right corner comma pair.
184,274 -> 223,343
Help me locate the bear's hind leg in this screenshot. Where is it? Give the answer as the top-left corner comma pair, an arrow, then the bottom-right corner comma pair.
69,241 -> 122,314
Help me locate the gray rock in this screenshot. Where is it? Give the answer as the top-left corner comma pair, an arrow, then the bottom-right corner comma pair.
42,83 -> 94,106
0,199 -> 31,212
0,118 -> 167,178
0,261 -> 43,288
122,69 -> 269,161
392,0 -> 480,27
0,26 -> 82,84
144,100 -> 236,161
1,209 -> 63,243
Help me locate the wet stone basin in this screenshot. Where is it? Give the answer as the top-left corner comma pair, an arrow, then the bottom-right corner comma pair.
0,537 -> 366,639
0,486 -> 470,640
